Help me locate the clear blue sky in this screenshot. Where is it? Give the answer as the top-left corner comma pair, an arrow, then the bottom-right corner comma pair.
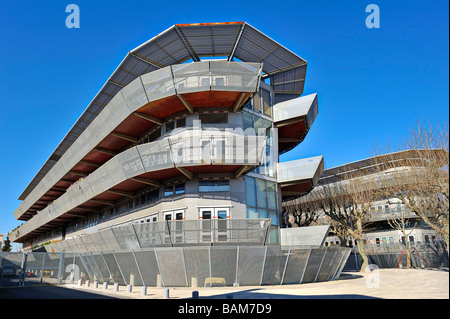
0,0 -> 448,238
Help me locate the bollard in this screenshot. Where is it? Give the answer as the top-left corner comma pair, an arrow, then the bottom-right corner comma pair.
85,280 -> 90,287
114,283 -> 120,291
127,284 -> 133,293
191,276 -> 198,288
156,274 -> 162,287
141,286 -> 147,296
78,279 -> 82,287
163,288 -> 169,299
192,291 -> 199,299
93,281 -> 98,289
103,282 -> 108,290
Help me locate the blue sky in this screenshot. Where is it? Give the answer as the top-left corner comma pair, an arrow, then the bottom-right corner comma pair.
0,0 -> 448,239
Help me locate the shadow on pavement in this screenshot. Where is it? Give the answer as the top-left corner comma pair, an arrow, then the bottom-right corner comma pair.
195,288 -> 380,299
0,284 -> 118,299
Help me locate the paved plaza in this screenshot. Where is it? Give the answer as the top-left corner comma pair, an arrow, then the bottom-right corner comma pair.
2,268 -> 446,299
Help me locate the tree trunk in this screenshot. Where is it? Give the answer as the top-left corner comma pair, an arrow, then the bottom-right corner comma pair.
356,238 -> 370,272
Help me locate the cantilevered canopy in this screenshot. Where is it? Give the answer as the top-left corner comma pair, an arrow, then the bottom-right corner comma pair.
318,149 -> 448,185
274,93 -> 318,154
277,156 -> 324,201
19,22 -> 307,202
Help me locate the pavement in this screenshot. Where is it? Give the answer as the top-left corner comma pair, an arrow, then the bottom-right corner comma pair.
1,268 -> 448,300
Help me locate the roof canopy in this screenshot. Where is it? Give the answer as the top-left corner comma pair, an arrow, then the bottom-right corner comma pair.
19,22 -> 307,201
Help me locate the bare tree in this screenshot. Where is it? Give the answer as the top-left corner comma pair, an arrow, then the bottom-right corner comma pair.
294,174 -> 377,272
386,202 -> 418,268
283,197 -> 320,227
374,121 -> 449,248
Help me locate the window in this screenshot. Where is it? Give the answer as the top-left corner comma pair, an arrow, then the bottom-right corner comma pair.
245,176 -> 278,224
253,92 -> 262,112
199,113 -> 228,124
175,183 -> 185,195
166,121 -> 175,133
199,180 -> 230,192
164,183 -> 185,197
164,186 -> 174,197
262,89 -> 271,116
146,189 -> 159,203
176,117 -> 186,128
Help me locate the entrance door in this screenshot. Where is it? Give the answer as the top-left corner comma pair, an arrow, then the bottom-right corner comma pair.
199,208 -> 230,243
163,210 -> 185,244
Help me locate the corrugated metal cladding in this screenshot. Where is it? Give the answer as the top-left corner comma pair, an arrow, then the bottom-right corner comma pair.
19,22 -> 308,201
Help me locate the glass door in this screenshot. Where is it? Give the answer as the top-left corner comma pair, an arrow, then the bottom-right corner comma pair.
200,208 -> 213,243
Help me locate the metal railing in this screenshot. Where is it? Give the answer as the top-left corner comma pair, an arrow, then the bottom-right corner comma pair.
46,219 -> 272,253
0,245 -> 350,288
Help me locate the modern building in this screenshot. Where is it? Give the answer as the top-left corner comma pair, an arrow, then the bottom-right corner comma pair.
282,150 -> 448,268
5,22 -> 355,287
10,22 -> 325,250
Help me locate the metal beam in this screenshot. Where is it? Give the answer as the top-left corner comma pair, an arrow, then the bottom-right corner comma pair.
234,165 -> 252,179
133,112 -> 163,125
70,170 -> 89,177
94,147 -> 119,156
80,160 -> 102,168
228,22 -> 246,61
106,189 -> 135,198
232,92 -> 247,112
64,212 -> 87,219
131,177 -> 161,187
176,167 -> 194,180
111,132 -> 138,143
129,52 -> 165,69
89,199 -> 115,206
177,95 -> 194,113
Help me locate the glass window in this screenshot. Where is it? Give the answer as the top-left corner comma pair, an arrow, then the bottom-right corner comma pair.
256,178 -> 267,208
199,113 -> 228,124
253,91 -> 262,112
267,181 -> 277,210
247,207 -> 258,219
199,180 -> 230,192
245,176 -> 256,207
175,183 -> 185,194
166,121 -> 175,133
176,117 -> 186,128
164,186 -> 173,197
258,208 -> 268,219
243,111 -> 253,130
269,211 -> 278,226
262,89 -> 271,117
146,189 -> 159,202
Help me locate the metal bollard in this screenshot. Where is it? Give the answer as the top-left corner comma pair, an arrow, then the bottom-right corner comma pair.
93,281 -> 98,289
192,291 -> 199,299
85,280 -> 90,287
114,283 -> 120,291
163,288 -> 169,299
103,282 -> 108,290
141,286 -> 147,296
77,279 -> 82,287
127,284 -> 133,293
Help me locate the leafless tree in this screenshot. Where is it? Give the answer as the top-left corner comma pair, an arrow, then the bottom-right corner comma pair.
386,202 -> 418,268
283,197 -> 320,227
292,174 -> 378,272
373,121 -> 449,249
